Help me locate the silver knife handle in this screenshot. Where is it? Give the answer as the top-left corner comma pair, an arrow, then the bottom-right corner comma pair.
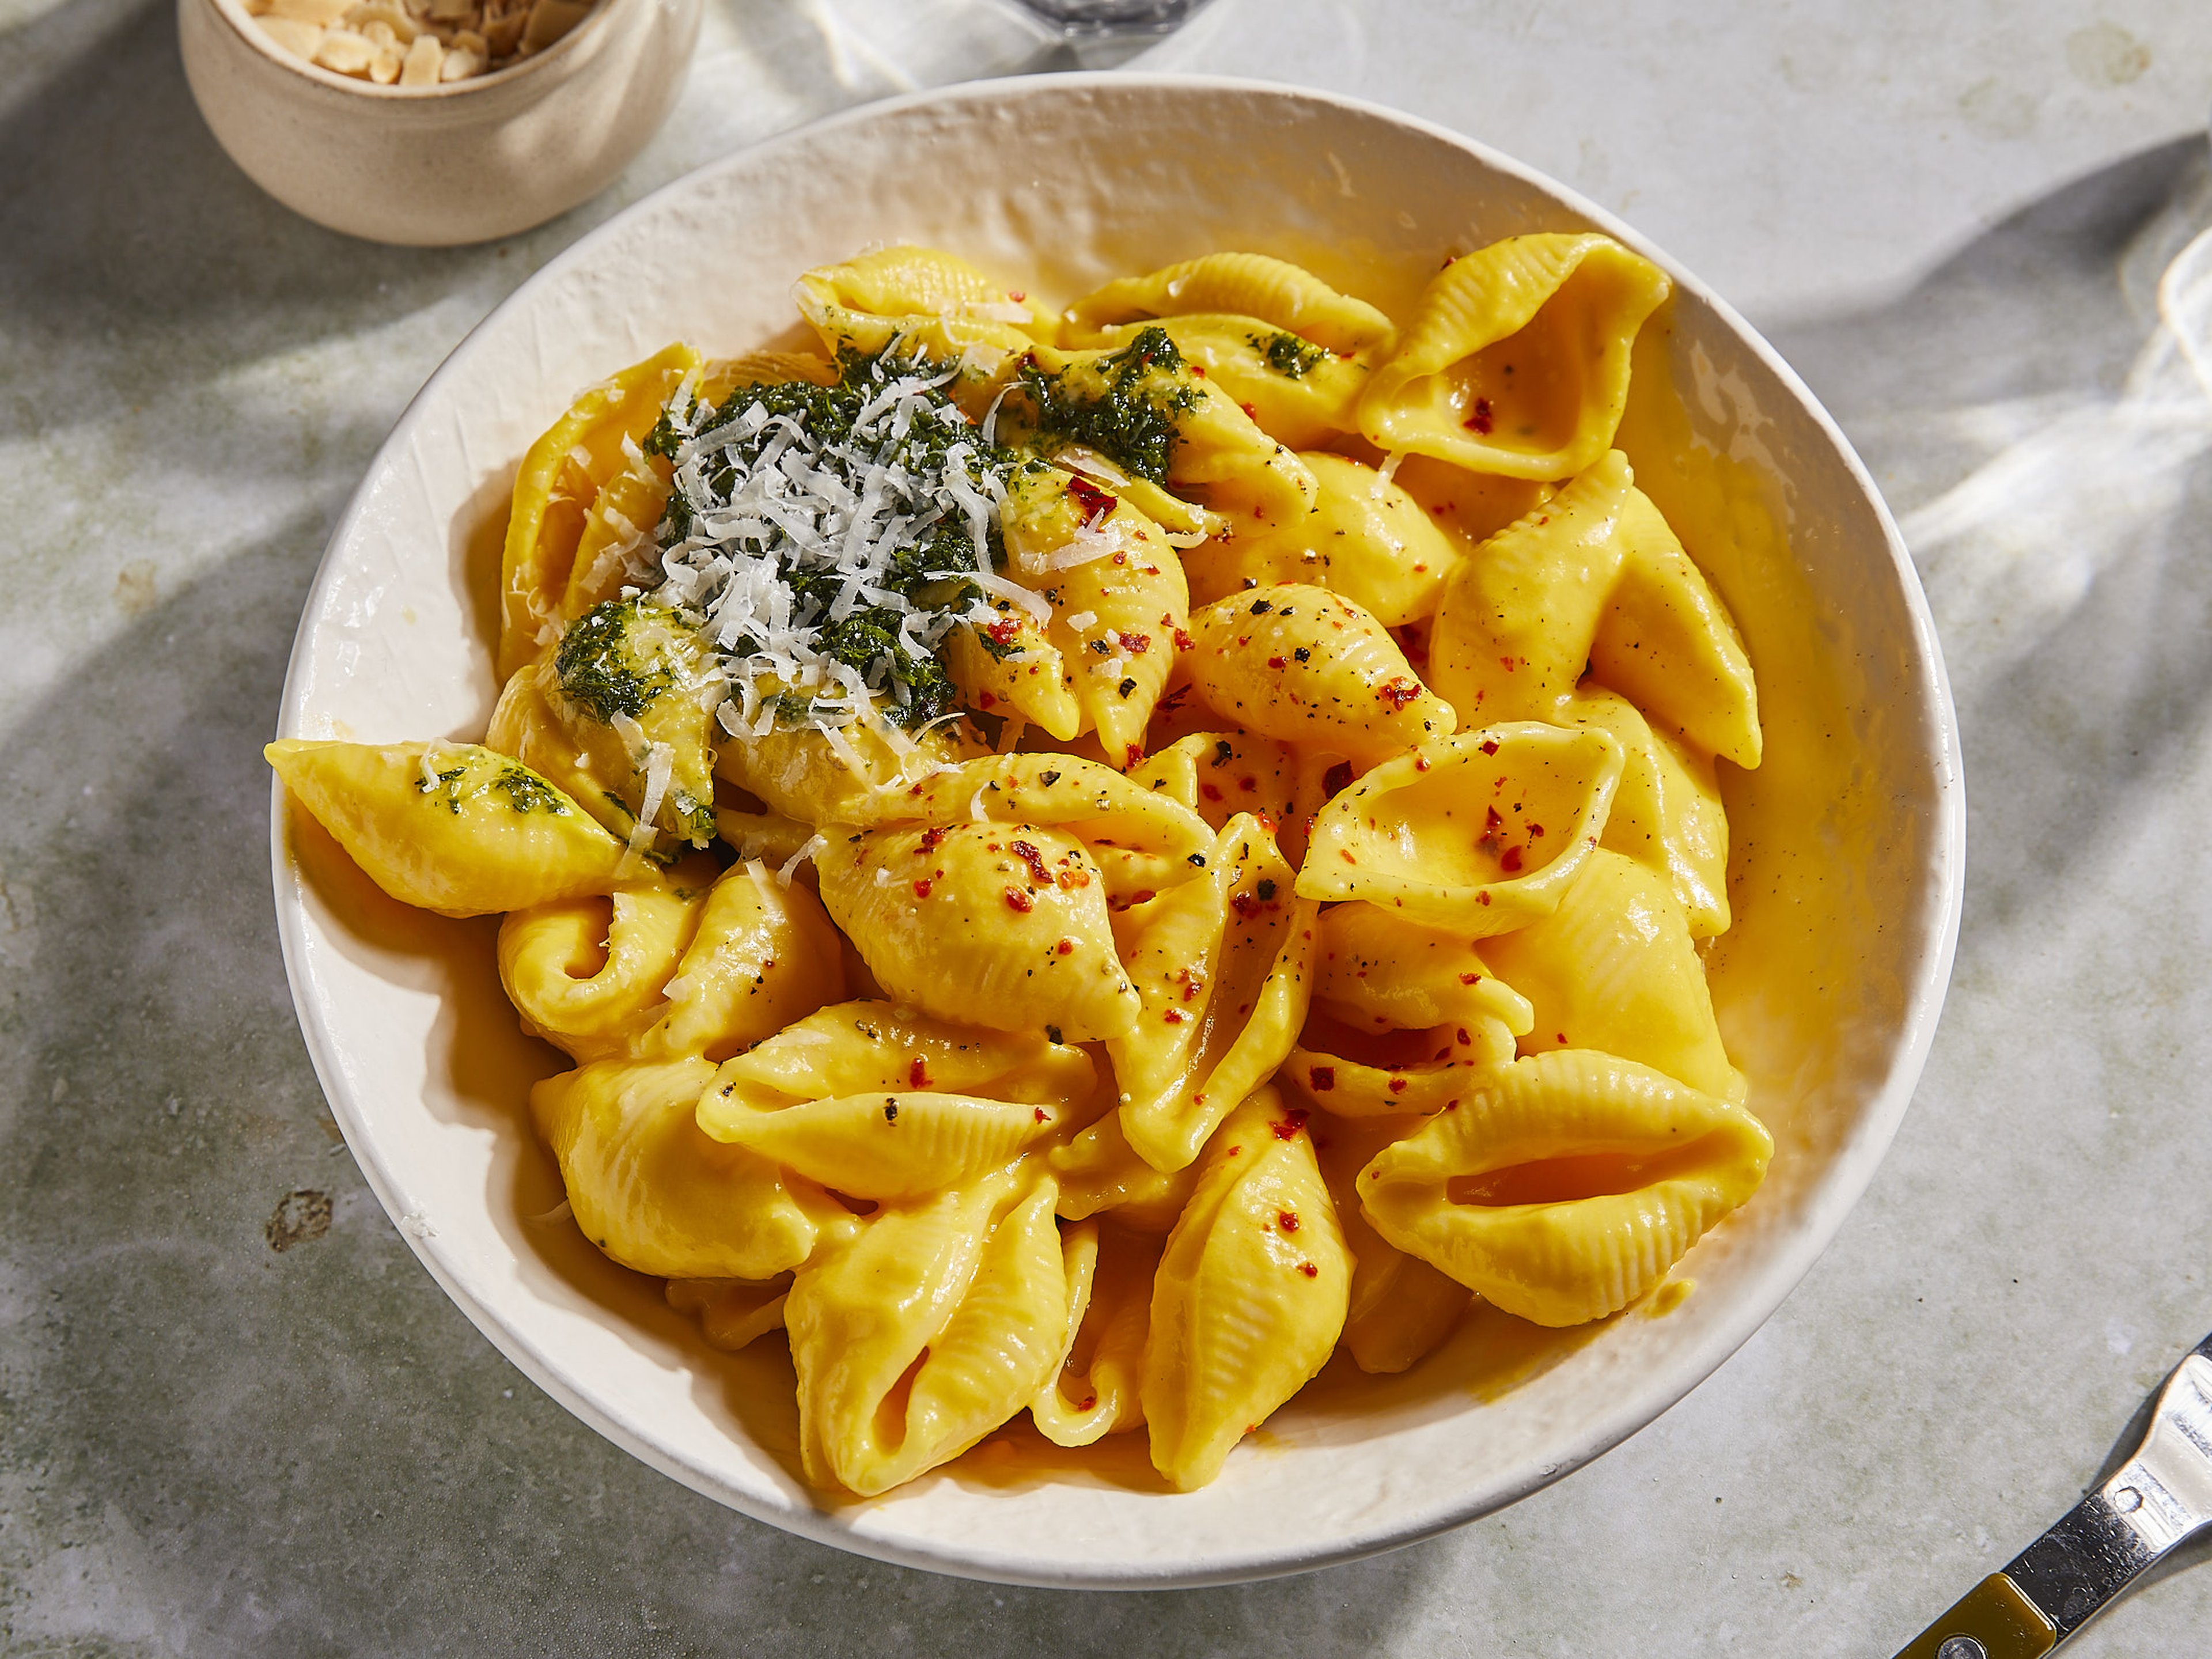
1892,1339 -> 2212,1657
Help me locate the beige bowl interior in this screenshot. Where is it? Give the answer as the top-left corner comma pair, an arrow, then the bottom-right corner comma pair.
270,77 -> 1962,1586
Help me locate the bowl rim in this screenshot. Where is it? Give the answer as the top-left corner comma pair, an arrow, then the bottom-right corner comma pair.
268,70 -> 1966,1587
200,0 -> 628,99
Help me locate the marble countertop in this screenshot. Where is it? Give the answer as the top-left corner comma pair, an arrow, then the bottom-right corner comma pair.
5,1 -> 2212,1651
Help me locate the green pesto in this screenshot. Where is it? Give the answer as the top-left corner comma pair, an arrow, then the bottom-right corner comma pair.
491,766 -> 569,816
1255,330 -> 1328,378
555,599 -> 675,724
1018,327 -> 1198,486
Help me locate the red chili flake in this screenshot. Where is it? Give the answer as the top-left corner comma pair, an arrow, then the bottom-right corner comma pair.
1459,971 -> 1481,986
1055,868 -> 1092,890
1485,805 -> 1504,831
1479,739 -> 1500,756
1200,782 -> 1224,802
1267,654 -> 1287,670
1237,775 -> 1257,793
1112,551 -> 1127,565
1556,1032 -> 1568,1044
1190,364 -> 1206,378
1256,812 -> 1278,834
1277,1209 -> 1301,1233
1298,1262 -> 1319,1279
1413,754 -> 1431,772
978,691 -> 998,709
1055,938 -> 1075,956
1500,845 -> 1525,873
1464,395 -> 1495,435
1230,892 -> 1266,921
1456,1028 -> 1472,1046
1377,677 -> 1421,711
1388,1077 -> 1408,1093
986,615 -> 1022,647
1271,1108 -> 1310,1141
1240,402 -> 1258,419
919,827 -> 946,853
1163,1008 -> 1185,1024
1067,474 -> 1118,527
1498,656 -> 1518,672
912,878 -> 933,898
1124,743 -> 1145,768
1009,839 -> 1052,884
1173,627 -> 1196,652
1005,887 -> 1035,913
908,1058 -> 931,1089
1035,1107 -> 1050,1123
1007,290 -> 1025,302
1117,630 -> 1152,654
1529,823 -> 1546,838
1323,760 -> 1354,796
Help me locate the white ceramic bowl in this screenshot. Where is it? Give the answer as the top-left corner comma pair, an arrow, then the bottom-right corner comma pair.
179,0 -> 700,246
269,75 -> 1964,1586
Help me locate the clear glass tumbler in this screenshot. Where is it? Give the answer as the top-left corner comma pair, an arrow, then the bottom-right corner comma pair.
1009,0 -> 1215,37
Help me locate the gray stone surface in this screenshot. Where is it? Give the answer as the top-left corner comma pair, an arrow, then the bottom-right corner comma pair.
6,1 -> 2212,1652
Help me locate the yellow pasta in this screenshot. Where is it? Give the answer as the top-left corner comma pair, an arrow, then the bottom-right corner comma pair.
1358,233 -> 1669,480
1357,1050 -> 1771,1325
275,236 -> 1778,1497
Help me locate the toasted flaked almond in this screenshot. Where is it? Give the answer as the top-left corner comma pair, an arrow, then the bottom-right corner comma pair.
399,32 -> 442,84
313,25 -> 376,70
350,3 -> 419,41
518,0 -> 589,51
361,17 -> 396,45
451,25 -> 487,50
480,7 -> 524,54
439,43 -> 484,77
429,0 -> 472,17
271,0 -> 353,23
369,42 -> 402,80
255,12 -> 324,53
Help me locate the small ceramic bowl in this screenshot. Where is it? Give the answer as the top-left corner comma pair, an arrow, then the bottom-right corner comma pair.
269,76 -> 1963,1585
178,0 -> 700,245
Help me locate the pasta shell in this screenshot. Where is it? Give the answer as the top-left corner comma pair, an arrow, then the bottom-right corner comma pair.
817,823 -> 1141,1041
1109,815 -> 1317,1172
531,1056 -> 838,1281
1006,337 -> 1319,538
1316,1113 -> 1472,1376
714,710 -> 984,828
1480,850 -> 1743,1101
1030,1221 -> 1157,1446
1127,730 -> 1339,865
1392,454 -> 1556,550
1296,722 -> 1622,934
787,1170 -> 1070,1495
266,740 -> 626,918
1427,453 -> 1760,776
501,342 -> 699,679
1284,1011 -> 1513,1119
995,465 -> 1190,757
497,858 -> 714,1060
1305,900 -> 1535,1036
1142,1088 -> 1350,1490
560,448 -> 671,621
1049,1111 -> 1202,1230
1083,316 -> 1372,452
794,247 -> 1040,403
484,666 -> 626,843
1185,453 -> 1463,627
1061,252 -> 1396,357
532,599 -> 719,854
633,860 -> 847,1061
1185,585 -> 1455,766
666,1275 -> 789,1351
1357,233 -> 1669,480
870,752 -> 1215,868
696,997 -> 1089,1203
1563,687 -> 1732,938
1355,1050 -> 1771,1325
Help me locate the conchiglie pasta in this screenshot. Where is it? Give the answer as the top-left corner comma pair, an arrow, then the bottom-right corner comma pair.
1358,233 -> 1669,481
1357,1050 -> 1771,1325
1316,1114 -> 1473,1376
1080,316 -> 1373,453
1143,1089 -> 1350,1490
501,342 -> 699,679
786,1171 -> 1069,1495
498,861 -> 713,1060
268,740 -> 627,918
1296,723 -> 1622,935
1108,815 -> 1317,1172
817,822 -> 1141,1042
1185,585 -> 1455,766
531,1056 -> 837,1281
1029,1221 -> 1156,1446
1061,252 -> 1396,357
1184,452 -> 1463,627
633,861 -> 847,1060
